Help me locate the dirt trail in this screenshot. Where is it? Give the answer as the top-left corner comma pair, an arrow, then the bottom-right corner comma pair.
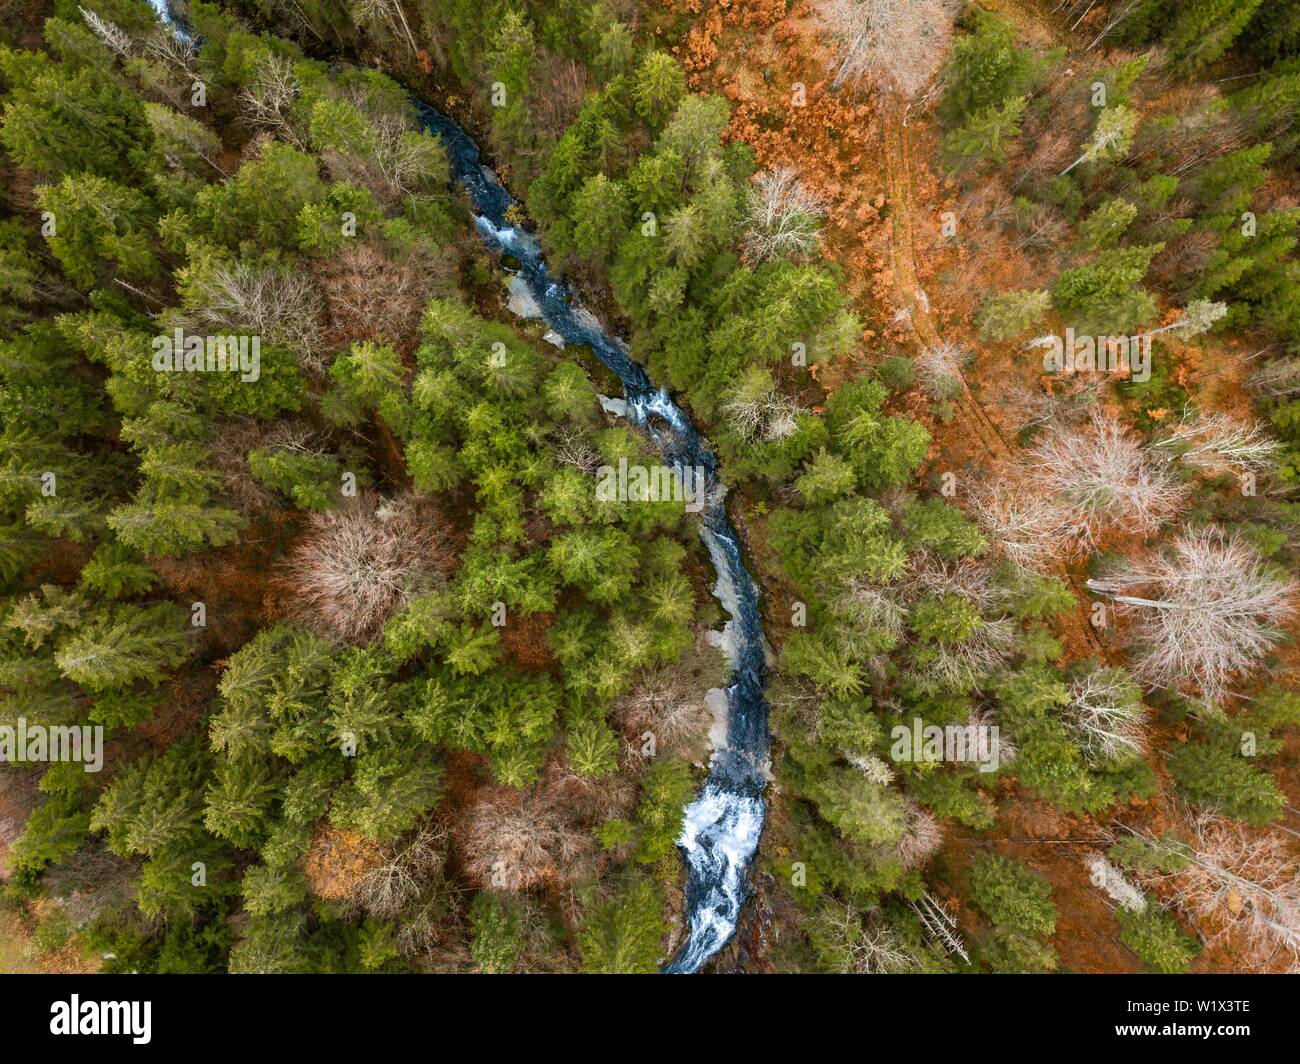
881,104 -> 1010,459
880,101 -> 1115,664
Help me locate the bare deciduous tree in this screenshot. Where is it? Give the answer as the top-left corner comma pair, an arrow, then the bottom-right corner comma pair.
910,891 -> 969,963
458,756 -> 633,893
740,167 -> 826,264
143,26 -> 199,79
832,577 -> 907,653
550,425 -> 602,475
181,259 -> 327,371
348,826 -> 448,919
969,704 -> 1016,767
1063,665 -> 1149,763
352,0 -> 418,55
898,557 -> 1020,691
904,552 -> 996,608
530,53 -> 588,142
1153,411 -> 1282,477
80,7 -> 133,56
968,478 -> 1073,571
915,615 -> 1018,693
722,377 -> 803,444
1124,814 -> 1300,972
284,493 -> 453,643
1028,411 -> 1187,552
613,664 -> 713,758
897,797 -> 944,868
238,54 -> 306,149
1086,852 -> 1147,912
1088,527 -> 1297,701
364,112 -> 444,202
1248,356 -> 1300,399
208,418 -> 300,516
820,0 -> 958,97
914,340 -> 969,400
814,901 -> 921,973
999,375 -> 1102,436
315,241 -> 447,355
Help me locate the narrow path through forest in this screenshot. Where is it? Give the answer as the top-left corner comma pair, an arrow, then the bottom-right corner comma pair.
879,99 -> 1115,662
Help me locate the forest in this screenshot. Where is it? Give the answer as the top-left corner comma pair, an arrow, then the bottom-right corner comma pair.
0,0 -> 1298,975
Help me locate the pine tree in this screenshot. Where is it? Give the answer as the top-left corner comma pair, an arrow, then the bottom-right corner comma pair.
634,757 -> 694,864
1166,0 -> 1266,73
35,173 -> 159,290
1080,198 -> 1138,249
10,792 -> 90,875
55,602 -> 190,691
1060,105 -> 1139,175
1191,143 -> 1273,213
977,288 -> 1050,341
0,53 -> 155,181
901,498 -> 987,559
248,446 -> 342,511
632,51 -> 685,128
485,8 -> 536,155
204,756 -> 279,849
578,876 -> 666,973
804,763 -> 907,847
570,174 -> 629,266
1167,741 -> 1285,825
566,717 -> 619,778
107,498 -> 244,557
595,18 -> 635,79
1051,243 -> 1163,334
1230,59 -> 1300,160
542,362 -> 599,425
90,736 -> 209,857
969,853 -> 1058,937
939,9 -> 1041,126
1116,902 -> 1200,974
330,737 -> 444,841
469,892 -> 524,973
941,96 -> 1027,170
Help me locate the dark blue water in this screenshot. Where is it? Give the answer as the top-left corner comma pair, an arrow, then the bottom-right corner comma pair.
147,0 -> 770,973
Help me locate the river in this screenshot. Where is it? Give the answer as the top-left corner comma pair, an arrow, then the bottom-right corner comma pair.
149,0 -> 772,973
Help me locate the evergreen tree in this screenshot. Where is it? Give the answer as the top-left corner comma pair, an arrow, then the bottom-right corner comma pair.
1167,740 -> 1285,825
36,173 -> 158,289
1117,902 -> 1200,974
971,854 -> 1057,933
55,602 -> 190,691
977,288 -> 1050,341
1166,0 -> 1266,73
632,51 -> 686,128
578,876 -> 666,973
0,51 -> 155,180
570,173 -> 629,266
1051,244 -> 1163,334
941,96 -> 1027,170
469,893 -> 524,973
